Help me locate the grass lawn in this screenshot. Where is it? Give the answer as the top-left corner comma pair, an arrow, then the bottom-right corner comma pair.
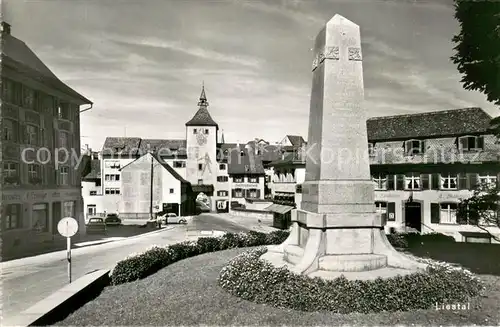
58,247 -> 500,326
2,224 -> 158,262
405,242 -> 500,276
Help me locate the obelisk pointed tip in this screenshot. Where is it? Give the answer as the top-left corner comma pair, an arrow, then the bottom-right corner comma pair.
327,14 -> 358,27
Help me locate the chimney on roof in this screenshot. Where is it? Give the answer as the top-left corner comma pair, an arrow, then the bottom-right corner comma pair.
1,22 -> 11,35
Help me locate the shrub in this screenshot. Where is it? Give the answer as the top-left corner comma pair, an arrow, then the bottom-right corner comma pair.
111,231 -> 290,285
386,233 -> 408,248
404,232 -> 456,247
218,248 -> 484,314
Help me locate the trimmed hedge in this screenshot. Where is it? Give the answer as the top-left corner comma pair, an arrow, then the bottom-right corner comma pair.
110,228 -> 456,286
110,230 -> 289,285
218,247 -> 484,314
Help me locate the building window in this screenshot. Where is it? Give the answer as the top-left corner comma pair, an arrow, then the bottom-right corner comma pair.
32,203 -> 49,231
59,131 -> 69,148
3,119 -> 17,142
233,177 -> 244,183
217,176 -> 228,182
368,143 -> 376,157
440,203 -> 458,224
219,164 -> 226,170
105,174 -> 110,181
404,139 -> 425,156
193,129 -> 197,134
22,85 -> 35,109
173,161 -> 186,168
90,191 -> 97,195
458,136 -> 484,151
63,201 -> 75,217
12,80 -> 23,106
87,204 -> 97,216
248,177 -> 258,183
26,124 -> 39,145
115,174 -> 120,181
440,173 -> 458,190
169,188 -> 174,194
204,129 -> 209,134
58,166 -> 69,185
217,190 -> 228,197
478,174 -> 497,187
372,174 -> 387,190
198,179 -> 203,185
375,201 -> 387,222
248,188 -> 259,198
105,188 -> 121,195
3,162 -> 19,185
198,163 -> 203,171
28,163 -> 42,184
233,188 -> 244,198
58,102 -> 71,120
105,161 -> 120,169
405,173 -> 420,190
2,78 -> 14,103
5,204 -> 22,229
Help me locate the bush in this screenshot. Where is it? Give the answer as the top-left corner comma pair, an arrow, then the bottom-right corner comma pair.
403,232 -> 456,247
110,230 -> 291,285
386,233 -> 408,248
218,248 -> 484,314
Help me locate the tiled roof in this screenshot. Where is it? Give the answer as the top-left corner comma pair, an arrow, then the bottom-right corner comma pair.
83,159 -> 101,180
219,143 -> 265,175
102,137 -> 143,156
139,139 -> 187,156
185,107 -> 218,127
2,30 -> 92,104
286,135 -> 306,147
367,107 -> 493,141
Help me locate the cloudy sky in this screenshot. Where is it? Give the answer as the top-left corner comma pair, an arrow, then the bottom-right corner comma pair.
4,0 -> 498,149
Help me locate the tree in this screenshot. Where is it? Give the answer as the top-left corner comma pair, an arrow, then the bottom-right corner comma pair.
450,0 -> 500,105
457,181 -> 500,242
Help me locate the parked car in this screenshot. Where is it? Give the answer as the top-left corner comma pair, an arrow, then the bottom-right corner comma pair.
160,213 -> 187,224
105,214 -> 122,226
86,217 -> 107,234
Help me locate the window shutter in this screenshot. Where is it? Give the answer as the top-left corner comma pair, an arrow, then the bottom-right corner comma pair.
403,141 -> 408,154
256,189 -> 261,198
421,174 -> 430,190
468,173 -> 478,189
458,173 -> 468,190
458,137 -> 467,150
431,174 -> 440,190
476,136 -> 484,150
246,189 -> 250,198
387,174 -> 395,190
430,203 -> 440,224
457,203 -> 468,224
420,140 -> 426,153
395,174 -> 405,190
387,202 -> 396,221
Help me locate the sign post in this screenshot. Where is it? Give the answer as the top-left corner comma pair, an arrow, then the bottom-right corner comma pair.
57,217 -> 79,283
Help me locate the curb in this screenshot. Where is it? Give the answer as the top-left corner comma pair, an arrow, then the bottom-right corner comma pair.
1,226 -> 175,269
4,269 -> 110,327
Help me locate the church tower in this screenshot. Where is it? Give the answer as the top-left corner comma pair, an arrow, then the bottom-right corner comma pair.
185,83 -> 218,207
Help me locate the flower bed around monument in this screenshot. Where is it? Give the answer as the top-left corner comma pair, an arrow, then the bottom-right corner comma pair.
218,247 -> 484,314
110,230 -> 289,285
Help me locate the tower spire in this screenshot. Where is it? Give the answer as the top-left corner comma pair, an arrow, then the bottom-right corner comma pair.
198,81 -> 208,107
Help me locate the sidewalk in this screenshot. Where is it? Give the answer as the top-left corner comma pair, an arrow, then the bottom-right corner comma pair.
0,226 -> 174,270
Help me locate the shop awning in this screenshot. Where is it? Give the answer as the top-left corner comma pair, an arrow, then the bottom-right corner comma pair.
265,204 -> 294,214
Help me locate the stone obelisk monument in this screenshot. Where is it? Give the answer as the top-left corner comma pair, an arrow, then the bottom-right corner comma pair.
261,14 -> 427,280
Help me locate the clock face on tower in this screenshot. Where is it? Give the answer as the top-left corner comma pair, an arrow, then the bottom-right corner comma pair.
196,132 -> 207,146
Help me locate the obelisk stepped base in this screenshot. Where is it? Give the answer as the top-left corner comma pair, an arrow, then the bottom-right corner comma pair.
260,209 -> 427,280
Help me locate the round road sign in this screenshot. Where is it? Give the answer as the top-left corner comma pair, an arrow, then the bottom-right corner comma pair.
57,217 -> 79,238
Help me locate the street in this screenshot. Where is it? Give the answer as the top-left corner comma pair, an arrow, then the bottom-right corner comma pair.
0,213 -> 260,324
